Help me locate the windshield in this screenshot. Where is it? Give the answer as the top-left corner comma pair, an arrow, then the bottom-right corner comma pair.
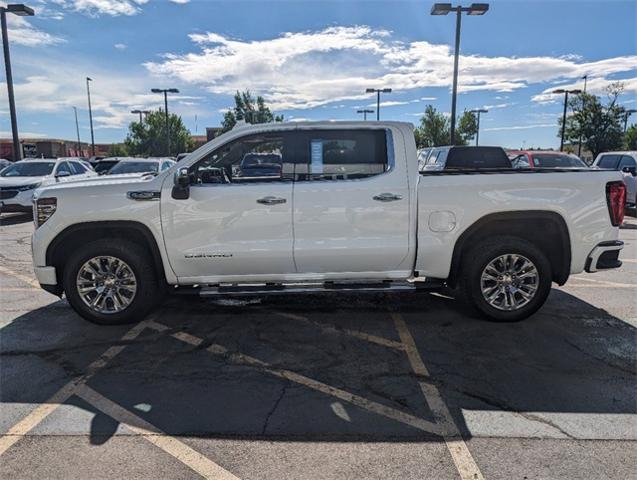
0,161 -> 55,177
533,154 -> 587,168
108,161 -> 158,175
240,154 -> 282,168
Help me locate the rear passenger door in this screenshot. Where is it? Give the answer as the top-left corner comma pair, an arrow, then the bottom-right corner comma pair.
619,155 -> 637,201
292,128 -> 411,277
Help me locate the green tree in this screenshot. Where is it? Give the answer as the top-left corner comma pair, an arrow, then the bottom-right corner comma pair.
107,143 -> 129,157
124,109 -> 193,157
414,105 -> 478,148
221,90 -> 283,133
561,82 -> 625,160
624,124 -> 637,150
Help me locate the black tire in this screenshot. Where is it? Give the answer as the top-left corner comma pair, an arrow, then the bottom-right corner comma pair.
459,235 -> 552,322
62,239 -> 159,325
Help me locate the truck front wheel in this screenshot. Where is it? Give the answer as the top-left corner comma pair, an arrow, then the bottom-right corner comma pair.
62,239 -> 159,325
460,236 -> 552,322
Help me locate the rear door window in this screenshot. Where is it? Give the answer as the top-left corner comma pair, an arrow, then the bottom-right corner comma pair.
69,161 -> 86,174
619,155 -> 636,169
597,155 -> 621,169
295,129 -> 388,181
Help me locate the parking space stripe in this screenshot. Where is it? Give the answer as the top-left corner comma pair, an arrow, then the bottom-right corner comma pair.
75,385 -> 240,480
146,320 -> 442,436
391,312 -> 485,480
0,264 -> 40,289
273,311 -> 405,351
0,319 -> 151,456
568,276 -> 636,288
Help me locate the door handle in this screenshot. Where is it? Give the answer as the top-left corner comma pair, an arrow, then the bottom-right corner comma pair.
373,193 -> 403,202
257,196 -> 287,205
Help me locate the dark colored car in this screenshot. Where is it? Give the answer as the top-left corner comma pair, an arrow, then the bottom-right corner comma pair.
237,153 -> 282,178
421,146 -> 511,171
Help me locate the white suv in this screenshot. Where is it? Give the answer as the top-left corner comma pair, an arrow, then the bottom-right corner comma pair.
0,158 -> 96,213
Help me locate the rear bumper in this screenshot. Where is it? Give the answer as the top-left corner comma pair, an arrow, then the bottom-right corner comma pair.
585,241 -> 624,273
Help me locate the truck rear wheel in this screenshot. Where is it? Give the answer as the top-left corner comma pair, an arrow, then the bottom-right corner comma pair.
460,236 -> 552,322
62,239 -> 159,325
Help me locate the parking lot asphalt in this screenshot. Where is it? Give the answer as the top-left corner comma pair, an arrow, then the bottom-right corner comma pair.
1,212 -> 636,480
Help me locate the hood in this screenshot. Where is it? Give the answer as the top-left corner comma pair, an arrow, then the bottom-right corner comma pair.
0,176 -> 48,188
34,173 -> 161,197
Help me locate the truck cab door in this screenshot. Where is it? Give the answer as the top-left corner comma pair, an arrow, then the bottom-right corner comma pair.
160,131 -> 296,283
291,127 -> 412,278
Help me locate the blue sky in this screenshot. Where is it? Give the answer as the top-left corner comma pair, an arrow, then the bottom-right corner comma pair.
1,0 -> 636,149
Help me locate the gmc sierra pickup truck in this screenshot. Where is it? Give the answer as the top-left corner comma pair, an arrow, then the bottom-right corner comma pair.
30,121 -> 627,325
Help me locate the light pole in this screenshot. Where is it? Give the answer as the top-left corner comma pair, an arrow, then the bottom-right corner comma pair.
131,109 -> 150,123
431,3 -> 489,145
577,74 -> 588,157
151,88 -> 179,155
1,3 -> 34,161
365,88 -> 392,121
470,108 -> 488,146
623,109 -> 637,133
86,77 -> 95,156
356,109 -> 374,121
73,107 -> 81,156
553,88 -> 582,151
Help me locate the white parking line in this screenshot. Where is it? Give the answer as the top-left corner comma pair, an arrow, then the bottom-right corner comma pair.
75,385 -> 240,480
391,312 -> 485,480
146,320 -> 442,436
0,264 -> 40,289
568,276 -> 636,288
0,319 -> 150,456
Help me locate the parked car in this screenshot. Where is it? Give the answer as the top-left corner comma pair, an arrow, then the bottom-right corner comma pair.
592,151 -> 637,210
421,146 -> 511,171
509,150 -> 588,169
176,153 -> 190,162
417,147 -> 432,172
89,157 -> 121,175
0,157 -> 96,213
31,121 -> 625,325
105,157 -> 175,176
0,158 -> 11,171
236,152 -> 282,178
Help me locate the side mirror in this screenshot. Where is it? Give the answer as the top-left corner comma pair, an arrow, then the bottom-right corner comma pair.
55,171 -> 71,181
621,166 -> 637,176
172,167 -> 190,200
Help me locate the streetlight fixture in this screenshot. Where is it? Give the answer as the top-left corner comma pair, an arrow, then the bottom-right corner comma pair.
470,108 -> 488,146
86,77 -> 96,156
1,3 -> 35,161
131,109 -> 151,123
356,109 -> 375,121
430,3 -> 490,145
151,88 -> 179,155
553,88 -> 582,152
623,109 -> 637,133
366,88 -> 392,121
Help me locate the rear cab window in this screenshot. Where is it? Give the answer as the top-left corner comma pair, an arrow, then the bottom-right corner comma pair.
444,147 -> 511,170
596,155 -> 621,169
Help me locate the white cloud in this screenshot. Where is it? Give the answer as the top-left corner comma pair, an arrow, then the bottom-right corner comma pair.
145,26 -> 637,111
170,0 -> 189,3
480,102 -> 516,110
1,1 -> 64,46
483,124 -> 555,132
0,130 -> 48,138
114,43 -> 127,50
51,0 -> 149,17
532,76 -> 637,103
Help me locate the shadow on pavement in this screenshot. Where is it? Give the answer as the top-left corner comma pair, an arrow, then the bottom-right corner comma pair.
0,213 -> 33,226
1,289 -> 635,445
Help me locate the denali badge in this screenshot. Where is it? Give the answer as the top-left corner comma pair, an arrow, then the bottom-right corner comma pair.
184,253 -> 233,259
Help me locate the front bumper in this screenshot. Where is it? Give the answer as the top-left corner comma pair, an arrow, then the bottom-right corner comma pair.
0,189 -> 36,213
585,241 -> 624,273
34,266 -> 57,285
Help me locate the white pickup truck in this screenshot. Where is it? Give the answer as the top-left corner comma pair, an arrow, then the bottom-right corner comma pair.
30,122 -> 627,325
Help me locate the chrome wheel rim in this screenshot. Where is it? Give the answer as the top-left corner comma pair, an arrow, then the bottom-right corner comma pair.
480,254 -> 539,311
76,256 -> 137,314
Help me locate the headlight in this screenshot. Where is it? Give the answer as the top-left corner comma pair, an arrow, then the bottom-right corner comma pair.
35,197 -> 57,228
16,182 -> 41,192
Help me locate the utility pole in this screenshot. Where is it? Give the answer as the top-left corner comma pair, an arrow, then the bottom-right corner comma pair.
151,88 -> 179,155
553,88 -> 582,151
86,77 -> 96,156
1,4 -> 35,161
73,107 -> 81,156
356,109 -> 374,120
470,108 -> 488,146
577,74 -> 588,157
365,88 -> 392,121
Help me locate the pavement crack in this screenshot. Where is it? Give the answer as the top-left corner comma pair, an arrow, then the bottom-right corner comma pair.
261,382 -> 288,435
562,338 -> 636,375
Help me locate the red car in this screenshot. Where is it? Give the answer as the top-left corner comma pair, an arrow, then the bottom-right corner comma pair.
508,150 -> 588,169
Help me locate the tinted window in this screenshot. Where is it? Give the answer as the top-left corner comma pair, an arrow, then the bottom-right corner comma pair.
69,161 -> 86,174
94,161 -> 118,174
0,161 -> 55,177
511,154 -> 530,168
597,155 -> 621,169
297,130 -> 388,181
532,154 -> 586,168
619,155 -> 636,169
445,147 -> 511,170
108,161 -> 159,174
56,162 -> 72,175
191,134 -> 287,184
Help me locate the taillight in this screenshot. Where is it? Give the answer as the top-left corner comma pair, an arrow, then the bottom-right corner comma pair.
606,181 -> 626,227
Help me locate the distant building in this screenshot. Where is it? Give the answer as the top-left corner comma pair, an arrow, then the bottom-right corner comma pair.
0,138 -> 110,161
206,127 -> 223,142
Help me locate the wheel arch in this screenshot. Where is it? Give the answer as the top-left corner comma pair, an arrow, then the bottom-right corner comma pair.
448,210 -> 571,286
46,221 -> 167,286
